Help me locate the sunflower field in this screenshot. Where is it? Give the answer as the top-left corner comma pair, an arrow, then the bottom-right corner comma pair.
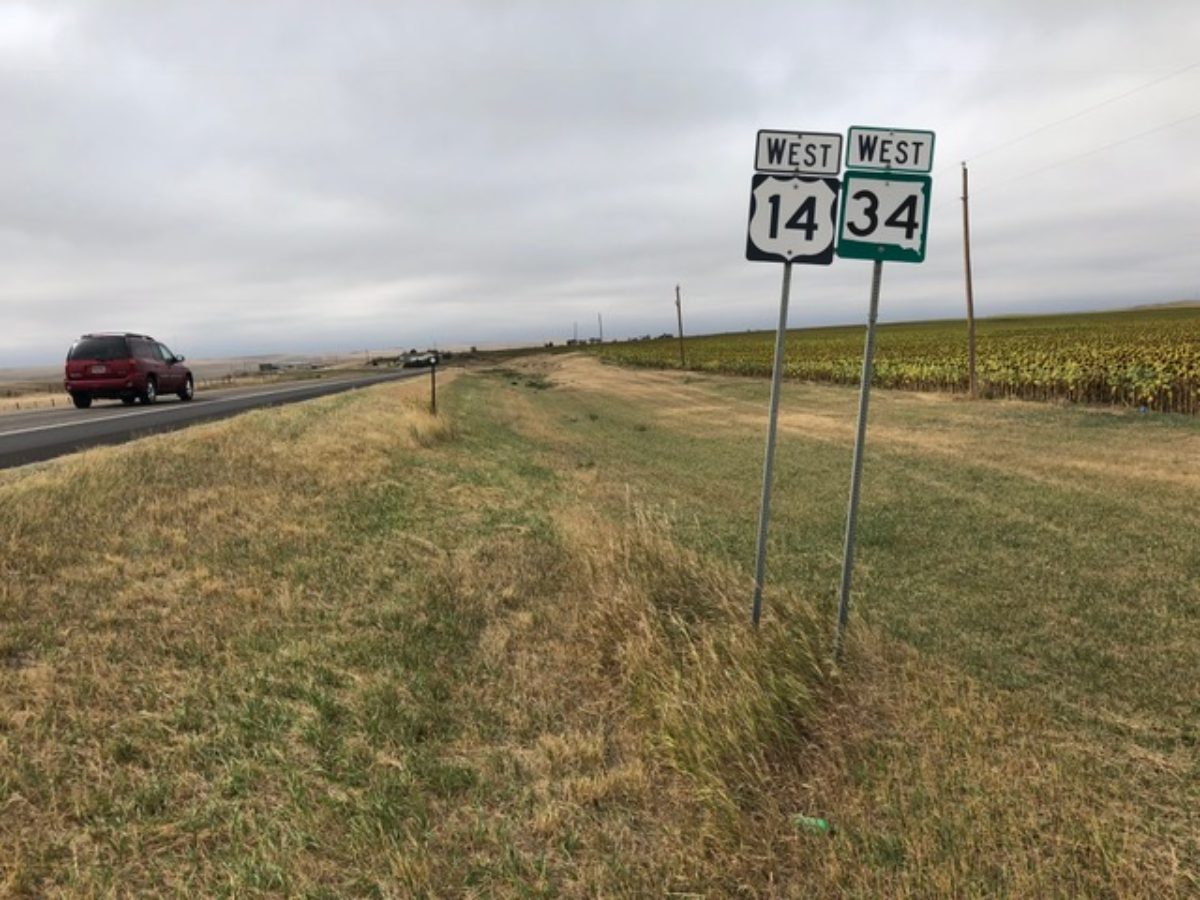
594,306 -> 1200,413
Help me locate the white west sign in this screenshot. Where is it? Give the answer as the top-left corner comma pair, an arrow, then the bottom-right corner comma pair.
755,130 -> 843,177
845,127 -> 935,174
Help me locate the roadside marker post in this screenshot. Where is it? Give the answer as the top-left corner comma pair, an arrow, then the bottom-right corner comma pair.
746,130 -> 842,626
833,126 -> 935,660
430,360 -> 437,416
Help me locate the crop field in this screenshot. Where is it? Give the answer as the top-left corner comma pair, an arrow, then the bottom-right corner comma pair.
596,305 -> 1200,413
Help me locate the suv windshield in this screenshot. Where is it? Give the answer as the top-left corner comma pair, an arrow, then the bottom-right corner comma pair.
69,336 -> 130,361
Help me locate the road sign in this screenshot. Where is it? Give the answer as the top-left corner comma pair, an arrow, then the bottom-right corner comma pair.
846,126 -> 935,174
836,171 -> 931,263
755,130 -> 843,176
746,174 -> 840,264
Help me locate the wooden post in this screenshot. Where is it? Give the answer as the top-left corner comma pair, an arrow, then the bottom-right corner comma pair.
675,284 -> 686,368
961,162 -> 978,399
430,362 -> 437,416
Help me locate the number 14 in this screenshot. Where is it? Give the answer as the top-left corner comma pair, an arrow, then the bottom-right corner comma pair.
766,195 -> 818,241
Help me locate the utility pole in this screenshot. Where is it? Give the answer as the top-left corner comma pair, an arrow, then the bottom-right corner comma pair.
598,313 -> 603,343
961,162 -> 978,399
675,284 -> 686,367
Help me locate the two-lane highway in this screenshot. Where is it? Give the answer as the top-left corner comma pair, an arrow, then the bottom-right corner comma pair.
0,369 -> 426,469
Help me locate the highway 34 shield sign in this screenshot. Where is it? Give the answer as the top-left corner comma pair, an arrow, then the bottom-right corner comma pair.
836,171 -> 932,263
746,175 -> 840,264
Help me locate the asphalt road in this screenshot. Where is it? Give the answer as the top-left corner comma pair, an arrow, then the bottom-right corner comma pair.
0,370 -> 426,470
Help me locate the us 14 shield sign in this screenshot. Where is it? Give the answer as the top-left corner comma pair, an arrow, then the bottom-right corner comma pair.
745,174 -> 840,265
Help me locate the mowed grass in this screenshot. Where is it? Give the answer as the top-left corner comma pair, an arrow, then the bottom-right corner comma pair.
474,356 -> 1200,893
0,373 -> 831,895
1,356 -> 1197,895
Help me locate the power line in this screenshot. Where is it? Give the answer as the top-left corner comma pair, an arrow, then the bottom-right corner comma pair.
973,107 -> 1200,195
931,60 -> 1199,182
934,106 -> 1200,210
966,60 -> 1199,165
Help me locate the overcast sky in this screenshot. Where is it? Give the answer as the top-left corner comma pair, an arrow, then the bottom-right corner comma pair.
2,0 -> 1198,365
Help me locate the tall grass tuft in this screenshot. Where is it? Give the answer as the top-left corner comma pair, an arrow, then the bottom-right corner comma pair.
569,507 -> 830,820
408,407 -> 458,447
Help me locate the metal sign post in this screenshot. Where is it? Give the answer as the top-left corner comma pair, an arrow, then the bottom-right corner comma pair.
430,360 -> 437,416
751,260 -> 793,626
832,125 -> 935,659
833,259 -> 882,658
745,131 -> 842,625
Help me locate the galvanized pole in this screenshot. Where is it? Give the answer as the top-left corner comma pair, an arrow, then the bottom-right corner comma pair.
751,260 -> 793,627
675,284 -> 686,368
962,163 -> 978,399
834,259 -> 883,660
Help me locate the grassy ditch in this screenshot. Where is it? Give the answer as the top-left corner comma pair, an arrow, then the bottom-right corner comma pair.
0,375 -> 833,895
1,357 -> 1197,895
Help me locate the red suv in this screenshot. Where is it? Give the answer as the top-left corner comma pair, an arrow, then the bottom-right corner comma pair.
64,333 -> 195,409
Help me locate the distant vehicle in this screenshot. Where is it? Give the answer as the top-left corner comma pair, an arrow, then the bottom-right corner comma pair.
402,351 -> 440,368
64,333 -> 194,409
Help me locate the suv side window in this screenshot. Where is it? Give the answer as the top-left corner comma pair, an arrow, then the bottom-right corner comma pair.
132,339 -> 156,360
157,344 -> 176,363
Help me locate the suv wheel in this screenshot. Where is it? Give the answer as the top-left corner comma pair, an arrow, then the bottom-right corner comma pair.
178,375 -> 194,402
72,393 -> 92,409
141,377 -> 158,405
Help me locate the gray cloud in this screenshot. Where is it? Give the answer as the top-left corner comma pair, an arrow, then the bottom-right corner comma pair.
2,0 -> 1198,364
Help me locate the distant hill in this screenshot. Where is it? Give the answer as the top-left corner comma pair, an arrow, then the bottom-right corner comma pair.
1130,299 -> 1200,310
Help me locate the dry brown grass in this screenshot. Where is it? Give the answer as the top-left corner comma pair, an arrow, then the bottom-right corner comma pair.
0,369 -> 843,894
467,354 -> 1200,896
785,637 -> 1193,896
0,390 -> 66,413
1,360 -> 1196,895
0,385 -> 460,894
397,501 -> 832,893
555,353 -> 1200,492
370,492 -> 1196,895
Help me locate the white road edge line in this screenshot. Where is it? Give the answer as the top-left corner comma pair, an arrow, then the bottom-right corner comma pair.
0,376 -> 388,439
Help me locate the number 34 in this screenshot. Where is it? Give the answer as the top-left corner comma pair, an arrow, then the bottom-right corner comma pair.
845,190 -> 920,240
